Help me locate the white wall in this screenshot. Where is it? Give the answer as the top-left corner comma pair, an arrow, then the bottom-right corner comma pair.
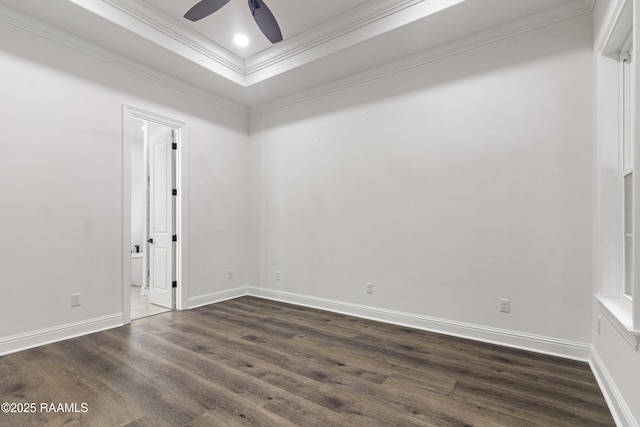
592,0 -> 640,424
250,14 -> 594,351
1,3 -> 636,421
0,18 -> 250,347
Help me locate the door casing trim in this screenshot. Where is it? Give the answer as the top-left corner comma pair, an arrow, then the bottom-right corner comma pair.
122,105 -> 189,324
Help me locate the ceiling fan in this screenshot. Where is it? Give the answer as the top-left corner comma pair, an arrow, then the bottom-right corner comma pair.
184,0 -> 283,44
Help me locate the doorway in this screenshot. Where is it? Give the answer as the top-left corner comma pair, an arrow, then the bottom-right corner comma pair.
131,119 -> 175,319
123,106 -> 188,324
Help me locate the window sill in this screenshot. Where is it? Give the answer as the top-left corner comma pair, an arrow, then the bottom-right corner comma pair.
595,294 -> 640,350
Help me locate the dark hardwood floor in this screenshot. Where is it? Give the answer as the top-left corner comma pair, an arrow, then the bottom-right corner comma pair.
0,296 -> 615,426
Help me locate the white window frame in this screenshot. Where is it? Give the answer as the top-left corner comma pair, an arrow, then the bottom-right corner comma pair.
621,37 -> 634,302
595,0 -> 640,350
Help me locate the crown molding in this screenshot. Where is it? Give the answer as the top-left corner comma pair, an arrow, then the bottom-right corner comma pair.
68,0 -> 245,84
92,0 -> 440,83
105,0 -> 243,73
243,0 -> 434,74
46,0 -> 593,92
70,0 -> 469,87
0,0 -> 594,118
248,0 -> 595,116
0,3 -> 247,115
243,0 -> 470,85
597,0 -> 631,55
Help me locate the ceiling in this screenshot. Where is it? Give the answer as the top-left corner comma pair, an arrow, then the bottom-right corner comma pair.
0,0 -> 593,113
147,0 -> 373,59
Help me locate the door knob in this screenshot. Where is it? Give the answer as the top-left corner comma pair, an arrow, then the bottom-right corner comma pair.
147,238 -> 154,244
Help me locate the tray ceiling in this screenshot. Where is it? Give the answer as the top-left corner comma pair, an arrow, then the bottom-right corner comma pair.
0,0 -> 593,112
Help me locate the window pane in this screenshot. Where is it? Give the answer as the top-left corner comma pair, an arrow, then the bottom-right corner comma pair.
625,235 -> 633,297
624,236 -> 633,296
624,173 -> 633,297
625,173 -> 633,233
622,59 -> 633,170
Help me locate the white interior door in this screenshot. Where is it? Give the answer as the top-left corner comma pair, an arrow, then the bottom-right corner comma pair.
148,130 -> 174,308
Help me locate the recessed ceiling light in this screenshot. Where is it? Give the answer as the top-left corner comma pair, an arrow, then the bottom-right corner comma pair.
233,34 -> 250,47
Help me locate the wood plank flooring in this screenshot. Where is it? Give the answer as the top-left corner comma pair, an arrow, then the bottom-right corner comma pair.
0,296 -> 615,426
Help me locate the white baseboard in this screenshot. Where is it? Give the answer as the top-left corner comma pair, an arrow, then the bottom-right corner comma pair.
187,286 -> 248,309
247,286 -> 592,361
2,286 -> 629,424
0,287 -> 591,362
0,313 -> 123,356
590,347 -> 638,427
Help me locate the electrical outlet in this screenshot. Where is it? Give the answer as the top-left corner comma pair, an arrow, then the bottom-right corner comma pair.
71,293 -> 81,307
228,270 -> 233,280
596,316 -> 601,334
367,282 -> 374,294
499,298 -> 510,313
276,271 -> 281,281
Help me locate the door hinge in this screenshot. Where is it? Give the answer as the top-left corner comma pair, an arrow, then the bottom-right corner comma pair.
172,281 -> 177,288
147,270 -> 150,277
172,189 -> 177,196
172,142 -> 177,150
172,235 -> 177,242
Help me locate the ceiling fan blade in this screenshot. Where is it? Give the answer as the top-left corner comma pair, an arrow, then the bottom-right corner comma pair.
184,0 -> 231,22
248,0 -> 283,44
